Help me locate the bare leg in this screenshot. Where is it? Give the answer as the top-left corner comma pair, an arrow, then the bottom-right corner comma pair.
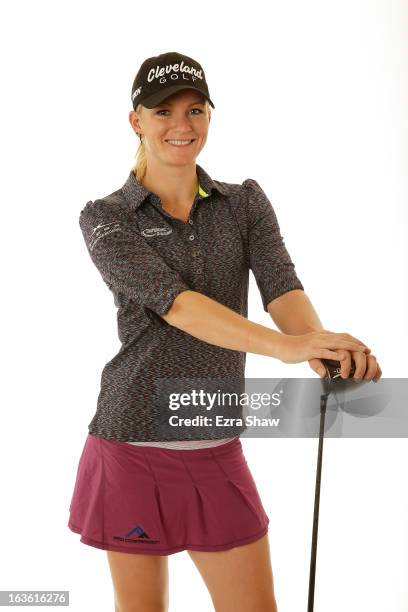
187,533 -> 278,612
106,550 -> 169,612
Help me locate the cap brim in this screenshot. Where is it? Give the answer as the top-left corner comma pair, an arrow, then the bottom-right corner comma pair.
141,85 -> 215,109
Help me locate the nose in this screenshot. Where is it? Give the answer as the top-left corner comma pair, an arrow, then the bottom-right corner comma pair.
167,112 -> 197,135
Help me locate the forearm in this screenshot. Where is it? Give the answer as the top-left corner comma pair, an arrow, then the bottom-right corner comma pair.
267,289 -> 324,334
161,290 -> 284,359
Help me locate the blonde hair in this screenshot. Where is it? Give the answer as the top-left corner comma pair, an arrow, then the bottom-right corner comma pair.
131,99 -> 212,182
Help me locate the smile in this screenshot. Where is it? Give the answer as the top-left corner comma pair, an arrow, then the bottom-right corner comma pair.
165,139 -> 195,147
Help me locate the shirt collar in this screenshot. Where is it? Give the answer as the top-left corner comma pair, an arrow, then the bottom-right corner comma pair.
121,163 -> 229,212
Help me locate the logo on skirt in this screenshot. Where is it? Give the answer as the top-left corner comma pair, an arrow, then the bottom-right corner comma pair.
113,524 -> 160,544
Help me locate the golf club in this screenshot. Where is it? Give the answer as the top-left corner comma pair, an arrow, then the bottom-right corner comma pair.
307,358 -> 356,612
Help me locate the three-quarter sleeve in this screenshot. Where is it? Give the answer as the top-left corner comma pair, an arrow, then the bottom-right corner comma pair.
79,199 -> 191,316
242,178 -> 304,312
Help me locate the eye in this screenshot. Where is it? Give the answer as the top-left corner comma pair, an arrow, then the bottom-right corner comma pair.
155,108 -> 204,116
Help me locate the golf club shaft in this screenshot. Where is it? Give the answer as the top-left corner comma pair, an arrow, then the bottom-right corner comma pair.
307,392 -> 328,612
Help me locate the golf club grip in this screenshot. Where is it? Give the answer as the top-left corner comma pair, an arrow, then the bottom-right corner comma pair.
321,358 -> 356,379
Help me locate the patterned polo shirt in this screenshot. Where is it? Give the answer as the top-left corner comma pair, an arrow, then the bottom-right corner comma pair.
79,163 -> 304,442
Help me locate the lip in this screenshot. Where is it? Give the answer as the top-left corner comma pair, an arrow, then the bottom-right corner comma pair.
165,139 -> 196,148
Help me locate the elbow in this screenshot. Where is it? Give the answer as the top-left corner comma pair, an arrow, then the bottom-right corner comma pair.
160,290 -> 194,328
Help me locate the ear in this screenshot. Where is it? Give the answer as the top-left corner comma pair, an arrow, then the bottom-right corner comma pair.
129,110 -> 141,134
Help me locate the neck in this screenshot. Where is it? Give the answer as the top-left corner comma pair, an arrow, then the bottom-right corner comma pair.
140,160 -> 199,206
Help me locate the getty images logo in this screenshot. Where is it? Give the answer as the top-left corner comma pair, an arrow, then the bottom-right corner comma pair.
141,227 -> 173,238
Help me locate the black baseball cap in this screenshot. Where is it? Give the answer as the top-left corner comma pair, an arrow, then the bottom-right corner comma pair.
131,51 -> 215,111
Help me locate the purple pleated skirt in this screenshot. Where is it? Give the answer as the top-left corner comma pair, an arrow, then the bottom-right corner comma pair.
68,433 -> 270,555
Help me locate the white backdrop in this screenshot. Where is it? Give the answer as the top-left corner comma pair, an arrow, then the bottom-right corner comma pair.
1,0 -> 407,610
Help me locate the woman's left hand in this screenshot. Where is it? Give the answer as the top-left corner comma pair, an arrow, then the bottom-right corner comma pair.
309,349 -> 382,382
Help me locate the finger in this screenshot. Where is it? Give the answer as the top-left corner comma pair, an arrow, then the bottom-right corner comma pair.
338,350 -> 351,379
316,349 -> 349,361
351,350 -> 367,379
340,332 -> 371,349
329,338 -> 371,353
321,333 -> 371,351
373,364 -> 382,382
363,354 -> 378,381
314,332 -> 370,353
308,358 -> 326,377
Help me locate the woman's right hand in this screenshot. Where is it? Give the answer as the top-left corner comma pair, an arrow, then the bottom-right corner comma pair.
277,330 -> 371,364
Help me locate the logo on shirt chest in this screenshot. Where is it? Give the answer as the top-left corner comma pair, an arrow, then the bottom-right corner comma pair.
141,227 -> 173,238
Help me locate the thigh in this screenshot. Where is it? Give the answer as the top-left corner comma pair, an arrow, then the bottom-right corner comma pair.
187,533 -> 278,612
106,550 -> 169,612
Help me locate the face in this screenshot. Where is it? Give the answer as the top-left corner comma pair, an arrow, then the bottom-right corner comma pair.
129,88 -> 211,167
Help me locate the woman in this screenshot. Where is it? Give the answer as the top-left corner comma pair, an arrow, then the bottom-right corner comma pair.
68,51 -> 381,612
